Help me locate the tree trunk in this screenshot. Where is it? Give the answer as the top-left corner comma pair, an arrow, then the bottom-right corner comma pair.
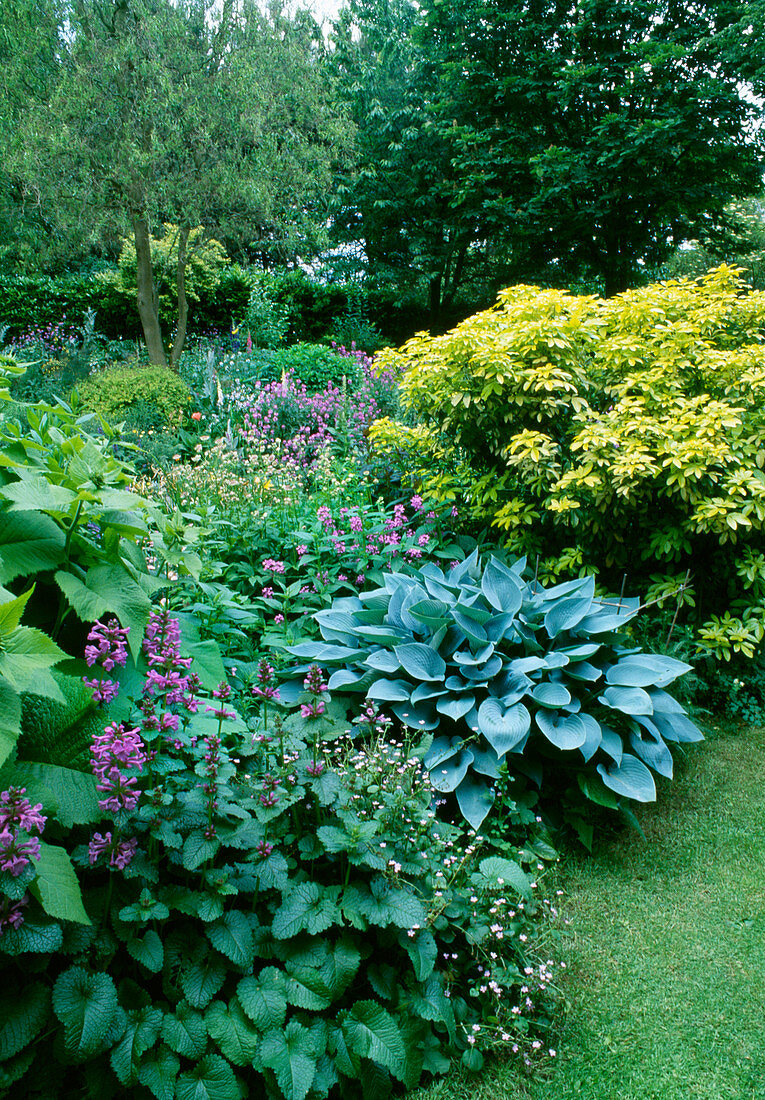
133,215 -> 168,366
170,224 -> 190,370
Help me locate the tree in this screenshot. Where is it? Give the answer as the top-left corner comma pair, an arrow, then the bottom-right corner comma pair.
12,0 -> 349,364
329,0 -> 490,325
419,0 -> 765,295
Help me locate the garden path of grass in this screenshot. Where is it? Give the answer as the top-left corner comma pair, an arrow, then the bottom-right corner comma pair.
414,722 -> 765,1100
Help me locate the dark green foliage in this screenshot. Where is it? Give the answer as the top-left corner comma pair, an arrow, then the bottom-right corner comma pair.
281,551 -> 702,832
17,671 -> 103,769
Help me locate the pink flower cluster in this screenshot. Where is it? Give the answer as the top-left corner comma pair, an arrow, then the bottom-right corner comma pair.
240,371 -> 380,477
0,787 -> 46,878
90,722 -> 147,816
83,616 -> 130,705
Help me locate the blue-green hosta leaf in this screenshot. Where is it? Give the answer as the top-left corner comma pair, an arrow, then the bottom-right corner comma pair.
565,660 -> 603,682
407,597 -> 451,625
486,612 -> 519,642
481,558 -> 523,615
422,573 -> 459,603
597,753 -> 656,802
455,775 -> 495,830
315,609 -> 362,644
394,643 -> 446,681
456,598 -> 493,625
175,1053 -> 241,1100
237,969 -> 287,1031
558,642 -> 601,659
391,700 -> 439,730
477,698 -> 530,755
470,742 -> 502,778
29,843 -> 90,925
451,609 -> 487,646
327,668 -> 366,691
541,651 -> 570,670
51,967 -> 118,1061
577,772 -> 621,809
367,678 -> 412,702
493,668 -> 533,704
600,685 -> 653,715
0,510 -> 65,583
429,747 -> 474,792
509,656 -> 548,675
272,882 -> 341,940
577,597 -> 640,633
288,642 -> 363,661
599,723 -> 624,764
460,654 -> 503,681
355,625 -> 410,646
529,681 -> 572,708
544,589 -> 595,638
423,736 -> 462,770
477,855 -> 532,895
629,721 -> 674,778
535,710 -> 587,750
436,694 -> 476,721
341,1002 -> 407,1082
606,654 -> 693,688
410,682 -> 447,704
647,688 -> 687,714
452,643 -> 495,666
649,711 -> 704,743
578,714 -> 603,763
364,650 -> 402,674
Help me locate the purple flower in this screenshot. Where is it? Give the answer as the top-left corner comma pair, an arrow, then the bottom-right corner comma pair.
262,558 -> 285,573
410,495 -> 424,510
83,677 -> 120,706
84,617 -> 129,671
296,544 -> 308,556
274,613 -> 285,625
0,894 -> 28,934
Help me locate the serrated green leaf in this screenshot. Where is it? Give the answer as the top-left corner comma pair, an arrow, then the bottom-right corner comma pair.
400,928 -> 437,981
477,856 -> 531,896
51,967 -> 118,1061
175,1053 -> 240,1100
0,510 -> 65,583
2,762 -> 99,828
261,1020 -> 317,1100
126,930 -> 164,973
182,831 -> 220,870
285,971 -> 334,1011
0,981 -> 50,1061
354,877 -> 427,930
341,1001 -> 406,1081
109,1006 -> 163,1086
237,968 -> 288,1031
206,911 -> 255,969
0,626 -> 66,692
272,882 -> 341,939
136,1044 -> 180,1100
180,955 -> 227,1009
205,999 -> 261,1066
29,842 -> 90,925
160,1001 -> 207,1059
0,918 -> 63,954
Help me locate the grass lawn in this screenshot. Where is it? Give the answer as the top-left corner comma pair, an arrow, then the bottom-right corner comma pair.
414,721 -> 765,1100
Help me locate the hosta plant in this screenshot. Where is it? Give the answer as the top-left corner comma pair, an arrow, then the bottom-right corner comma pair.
281,550 -> 703,831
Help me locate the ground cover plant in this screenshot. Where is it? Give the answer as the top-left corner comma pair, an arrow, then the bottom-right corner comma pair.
370,266 -> 765,659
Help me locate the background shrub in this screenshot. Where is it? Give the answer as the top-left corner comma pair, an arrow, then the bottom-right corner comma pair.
372,266 -> 765,658
76,363 -> 191,427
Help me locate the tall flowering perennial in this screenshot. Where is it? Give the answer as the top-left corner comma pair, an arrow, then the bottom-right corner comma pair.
88,722 -> 146,869
0,787 -> 46,934
82,616 -> 130,705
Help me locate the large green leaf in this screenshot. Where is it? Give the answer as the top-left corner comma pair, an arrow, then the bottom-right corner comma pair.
0,626 -> 66,693
0,586 -> 33,635
237,968 -> 288,1031
529,681 -> 572,708
109,1006 -> 163,1086
606,654 -> 692,688
175,1053 -> 241,1100
179,955 -> 227,1009
0,676 -> 21,766
2,762 -> 99,828
0,510 -> 65,583
51,967 -> 119,1061
55,564 -> 151,661
629,721 -> 674,778
272,882 -> 341,939
0,476 -> 78,513
394,643 -> 446,681
535,710 -> 587,751
136,1044 -> 180,1100
160,1001 -> 208,1059
600,685 -> 654,716
455,775 -> 495,830
477,698 -> 530,755
650,711 -> 704,743
29,842 -> 90,925
400,928 -> 437,981
206,911 -> 255,969
341,1002 -> 407,1081
428,746 -> 473,793
477,855 -> 531,895
481,558 -> 523,615
352,877 -> 427,929
205,999 -> 261,1066
367,678 -> 412,702
597,753 -> 657,802
0,981 -> 50,1061
260,1020 -> 317,1100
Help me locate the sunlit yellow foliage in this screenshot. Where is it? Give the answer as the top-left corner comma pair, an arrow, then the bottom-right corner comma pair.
373,265 -> 765,655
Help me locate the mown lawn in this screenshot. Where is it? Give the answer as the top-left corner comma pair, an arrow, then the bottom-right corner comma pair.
414,721 -> 765,1100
